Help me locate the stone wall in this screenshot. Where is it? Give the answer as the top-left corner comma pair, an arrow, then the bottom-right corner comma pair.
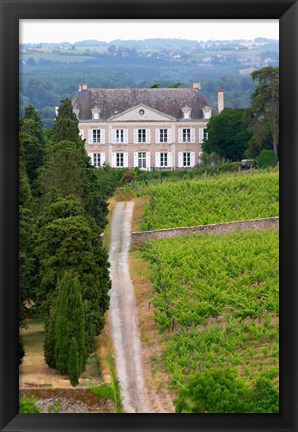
131,217 -> 279,247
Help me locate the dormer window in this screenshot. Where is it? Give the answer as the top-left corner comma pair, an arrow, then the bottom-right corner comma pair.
202,105 -> 212,120
91,106 -> 101,120
181,105 -> 192,120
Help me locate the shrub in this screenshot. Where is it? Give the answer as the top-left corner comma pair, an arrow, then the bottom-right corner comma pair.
175,369 -> 248,413
19,397 -> 40,413
89,383 -> 115,401
256,150 -> 277,168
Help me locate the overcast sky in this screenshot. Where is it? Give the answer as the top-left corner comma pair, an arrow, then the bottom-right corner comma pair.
20,19 -> 279,44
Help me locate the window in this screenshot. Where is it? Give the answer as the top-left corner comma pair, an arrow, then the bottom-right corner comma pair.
160,152 -> 168,167
93,129 -> 101,143
138,152 -> 147,169
203,129 -> 209,140
160,129 -> 168,143
183,152 -> 191,167
138,129 -> 146,143
92,153 -> 101,167
183,129 -> 191,143
116,153 -> 124,167
116,129 -> 124,143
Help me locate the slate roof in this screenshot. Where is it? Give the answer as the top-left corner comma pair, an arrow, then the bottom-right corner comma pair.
73,86 -> 213,121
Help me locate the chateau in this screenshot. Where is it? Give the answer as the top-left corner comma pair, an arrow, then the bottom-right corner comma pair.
72,83 -> 224,170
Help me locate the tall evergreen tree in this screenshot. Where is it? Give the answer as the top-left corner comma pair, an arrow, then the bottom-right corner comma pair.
19,105 -> 46,191
244,67 -> 279,158
55,271 -> 85,381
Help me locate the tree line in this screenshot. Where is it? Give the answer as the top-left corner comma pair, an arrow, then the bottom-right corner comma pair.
19,100 -> 123,385
202,66 -> 279,162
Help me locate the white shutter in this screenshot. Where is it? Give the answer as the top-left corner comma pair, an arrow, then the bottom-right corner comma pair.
134,129 -> 138,144
134,152 -> 138,167
124,152 -> 129,168
146,152 -> 151,170
88,129 -> 93,144
178,152 -> 183,168
101,129 -> 105,144
112,152 -> 116,168
155,152 -> 160,168
191,128 -> 195,143
155,129 -> 160,144
101,153 -> 106,166
146,129 -> 150,144
199,128 -> 204,144
88,152 -> 94,166
168,129 -> 173,143
124,129 -> 128,144
178,128 -> 183,143
190,152 -> 196,167
168,152 -> 173,168
79,129 -> 84,139
112,129 -> 116,144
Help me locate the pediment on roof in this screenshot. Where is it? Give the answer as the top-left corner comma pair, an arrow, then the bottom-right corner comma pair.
107,104 -> 177,122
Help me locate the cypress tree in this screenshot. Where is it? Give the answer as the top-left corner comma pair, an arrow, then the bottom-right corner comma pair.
68,338 -> 80,386
55,271 -> 85,377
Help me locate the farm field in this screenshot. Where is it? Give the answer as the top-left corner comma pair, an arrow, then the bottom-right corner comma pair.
134,169 -> 278,230
141,229 -> 279,410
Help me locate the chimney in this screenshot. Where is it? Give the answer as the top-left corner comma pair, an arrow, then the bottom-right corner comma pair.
192,82 -> 201,90
218,87 -> 224,114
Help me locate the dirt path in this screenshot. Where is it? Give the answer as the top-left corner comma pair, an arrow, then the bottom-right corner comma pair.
108,201 -> 151,413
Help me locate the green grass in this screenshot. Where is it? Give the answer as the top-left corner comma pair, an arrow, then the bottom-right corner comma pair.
142,229 -> 279,391
135,169 -> 278,230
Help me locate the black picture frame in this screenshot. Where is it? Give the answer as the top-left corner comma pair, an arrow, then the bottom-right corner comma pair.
1,0 -> 297,431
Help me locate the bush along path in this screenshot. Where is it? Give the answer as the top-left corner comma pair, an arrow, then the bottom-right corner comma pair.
108,201 -> 151,413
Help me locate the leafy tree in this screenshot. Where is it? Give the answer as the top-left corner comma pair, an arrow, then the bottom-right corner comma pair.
203,108 -> 251,161
52,98 -> 80,143
55,271 -> 85,380
44,300 -> 57,368
248,376 -> 279,413
244,67 -> 279,158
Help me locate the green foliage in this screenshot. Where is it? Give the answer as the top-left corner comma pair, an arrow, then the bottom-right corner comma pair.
175,370 -> 279,413
175,369 -> 248,413
136,170 -> 278,230
142,229 -> 279,401
55,271 -> 85,381
48,399 -> 61,413
68,338 -> 81,386
19,397 -> 40,413
89,383 -> 115,401
256,150 -> 277,168
52,98 -> 80,143
19,105 -> 46,190
44,301 -> 57,368
203,108 -> 251,161
245,67 -> 279,158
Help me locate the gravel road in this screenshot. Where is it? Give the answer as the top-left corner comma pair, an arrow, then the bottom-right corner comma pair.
108,201 -> 151,413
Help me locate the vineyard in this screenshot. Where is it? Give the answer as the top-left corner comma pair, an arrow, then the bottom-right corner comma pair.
141,229 -> 279,410
134,169 -> 279,230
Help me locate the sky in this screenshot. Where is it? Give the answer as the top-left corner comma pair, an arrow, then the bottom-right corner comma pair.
20,19 -> 279,44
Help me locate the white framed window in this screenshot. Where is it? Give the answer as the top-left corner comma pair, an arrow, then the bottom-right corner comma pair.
178,128 -> 195,143
199,128 -> 209,143
160,129 -> 168,143
112,152 -> 128,168
155,128 -> 172,144
134,128 -> 150,144
112,129 -> 128,144
79,129 -> 84,139
134,152 -> 150,170
178,152 -> 195,168
155,152 -> 172,168
138,152 -> 147,169
88,152 -> 105,167
88,129 -> 105,144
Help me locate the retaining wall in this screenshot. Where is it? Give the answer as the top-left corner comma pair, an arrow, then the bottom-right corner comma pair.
131,217 -> 279,247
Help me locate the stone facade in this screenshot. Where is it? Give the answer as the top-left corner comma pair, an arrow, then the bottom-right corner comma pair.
131,217 -> 279,247
73,83 -> 222,170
